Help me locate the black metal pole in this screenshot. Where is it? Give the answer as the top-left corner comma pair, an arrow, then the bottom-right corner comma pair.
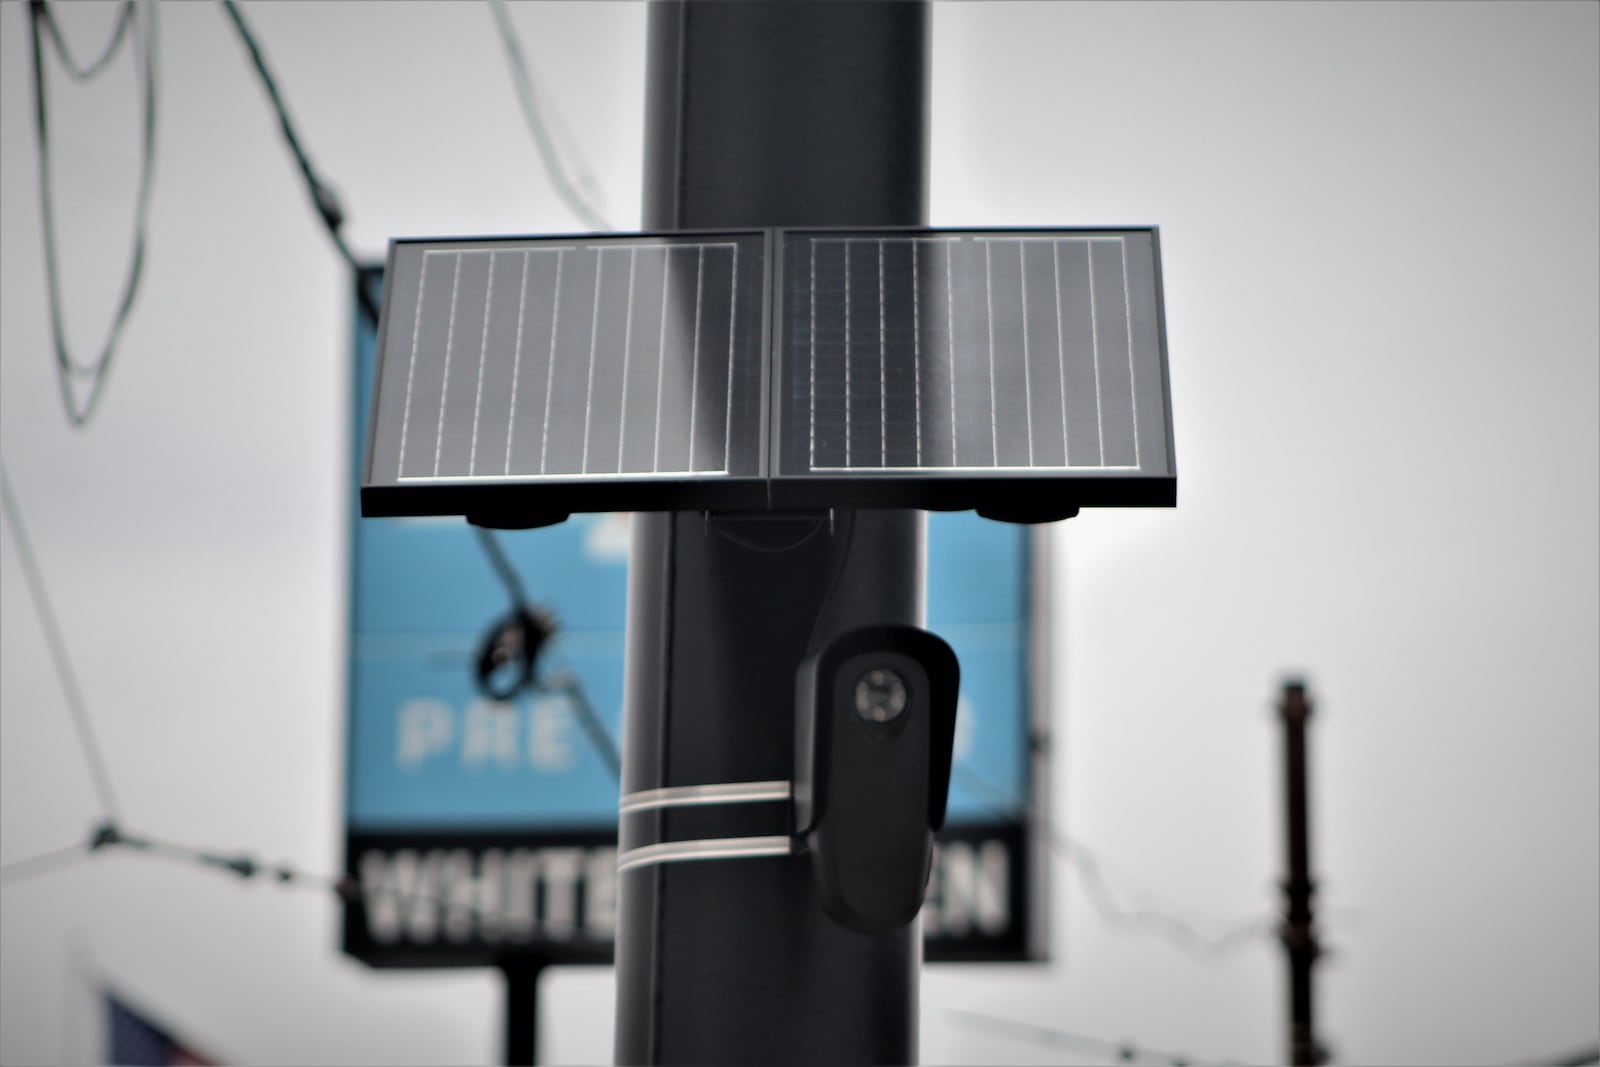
502,957 -> 544,1066
1278,680 -> 1322,1067
616,3 -> 929,1064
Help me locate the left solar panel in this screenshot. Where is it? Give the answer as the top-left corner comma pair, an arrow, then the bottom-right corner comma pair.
362,233 -> 771,521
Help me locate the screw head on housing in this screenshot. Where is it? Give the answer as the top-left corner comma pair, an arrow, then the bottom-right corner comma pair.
854,667 -> 908,724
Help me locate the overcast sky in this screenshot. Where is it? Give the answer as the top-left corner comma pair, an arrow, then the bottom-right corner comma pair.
2,2 -> 1596,1065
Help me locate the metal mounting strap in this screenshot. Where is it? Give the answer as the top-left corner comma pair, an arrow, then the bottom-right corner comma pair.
618,779 -> 791,814
616,835 -> 795,873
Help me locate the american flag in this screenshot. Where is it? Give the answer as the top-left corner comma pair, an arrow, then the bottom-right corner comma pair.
105,990 -> 219,1066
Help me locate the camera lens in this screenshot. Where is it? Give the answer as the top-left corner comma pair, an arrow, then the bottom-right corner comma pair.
854,667 -> 908,724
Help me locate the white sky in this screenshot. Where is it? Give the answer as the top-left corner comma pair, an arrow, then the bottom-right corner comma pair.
2,2 -> 1596,1065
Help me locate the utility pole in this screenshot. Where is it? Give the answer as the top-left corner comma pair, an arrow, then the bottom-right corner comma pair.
1278,679 -> 1323,1067
615,2 -> 929,1063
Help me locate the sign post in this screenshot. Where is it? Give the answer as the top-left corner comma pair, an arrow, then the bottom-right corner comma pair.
501,957 -> 544,1066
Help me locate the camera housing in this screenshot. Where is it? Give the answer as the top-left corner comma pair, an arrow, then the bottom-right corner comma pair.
794,625 -> 960,933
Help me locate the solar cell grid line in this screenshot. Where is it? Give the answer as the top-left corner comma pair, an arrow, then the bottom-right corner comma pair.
1055,238 -> 1102,468
586,246 -> 637,475
952,236 -> 995,468
501,250 -> 531,476
850,240 -> 886,469
508,248 -> 566,477
1119,237 -> 1141,469
722,243 -> 739,471
651,246 -> 671,473
615,247 -> 638,471
807,237 -> 816,469
1086,240 -> 1105,465
1017,239 -> 1068,468
652,242 -> 700,474
690,244 -> 738,473
580,247 -> 605,474
1086,237 -> 1137,468
542,245 -> 603,476
397,249 -> 455,478
467,251 -> 497,475
844,239 -> 852,466
471,248 -> 535,478
883,239 -> 896,463
880,238 -> 921,469
432,253 -> 463,477
1017,242 -> 1035,466
911,240 -> 922,465
1051,241 -> 1069,466
539,249 -> 567,474
984,239 -> 998,465
979,237 -> 1038,469
396,246 -> 429,478
685,247 -> 704,471
943,238 -> 957,466
439,253 -> 503,478
897,236 -> 956,468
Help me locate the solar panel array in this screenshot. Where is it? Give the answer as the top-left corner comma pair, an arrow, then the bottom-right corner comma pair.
777,230 -> 1168,479
362,229 -> 1173,521
364,233 -> 768,509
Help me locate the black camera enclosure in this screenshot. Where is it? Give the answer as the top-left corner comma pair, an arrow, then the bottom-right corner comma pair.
794,625 -> 960,933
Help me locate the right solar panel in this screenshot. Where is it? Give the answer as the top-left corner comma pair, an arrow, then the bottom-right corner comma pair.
773,228 -> 1175,516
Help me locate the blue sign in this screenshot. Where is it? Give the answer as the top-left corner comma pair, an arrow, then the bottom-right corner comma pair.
343,271 -> 1045,965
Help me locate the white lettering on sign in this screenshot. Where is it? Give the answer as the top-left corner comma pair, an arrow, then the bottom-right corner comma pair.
359,846 -> 617,945
529,695 -> 575,771
923,839 -> 1010,937
504,849 -> 538,939
358,834 -> 1016,950
396,695 -> 593,774
461,702 -> 519,771
584,849 -> 617,937
397,700 -> 455,769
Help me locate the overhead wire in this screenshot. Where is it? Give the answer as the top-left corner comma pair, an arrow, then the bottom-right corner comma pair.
29,0 -> 159,427
474,526 -> 534,611
0,843 -> 94,887
2,443 -> 1273,957
477,0 -> 627,781
477,0 -> 627,776
486,0 -> 613,231
0,821 -> 596,940
472,526 -> 623,779
35,0 -> 137,81
14,821 -> 1586,1067
542,669 -> 622,781
217,0 -> 380,328
952,761 -> 1279,959
945,1008 -> 1234,1067
0,464 -> 124,823
205,0 -> 628,786
1510,1046 -> 1600,1067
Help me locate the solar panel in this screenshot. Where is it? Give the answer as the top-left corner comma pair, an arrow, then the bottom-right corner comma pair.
772,229 -> 1174,515
362,232 -> 771,521
361,228 -> 1174,523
